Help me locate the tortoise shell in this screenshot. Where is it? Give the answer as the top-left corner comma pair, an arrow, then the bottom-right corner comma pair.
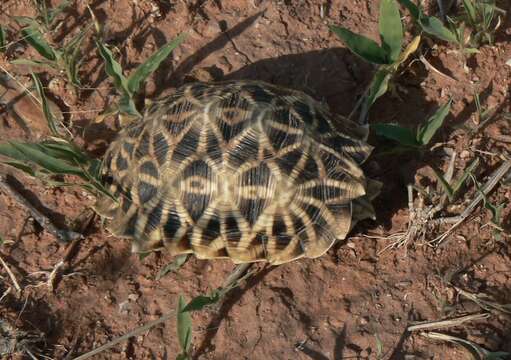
95,80 -> 378,265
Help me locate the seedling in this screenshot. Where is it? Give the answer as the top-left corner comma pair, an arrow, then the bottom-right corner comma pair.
471,174 -> 506,241
95,32 -> 187,119
460,0 -> 505,46
176,295 -> 193,360
331,0 -> 421,122
156,254 -> 190,280
372,98 -> 452,151
11,2 -> 88,87
0,74 -> 112,199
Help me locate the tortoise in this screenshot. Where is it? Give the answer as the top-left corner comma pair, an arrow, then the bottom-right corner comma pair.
94,80 -> 380,265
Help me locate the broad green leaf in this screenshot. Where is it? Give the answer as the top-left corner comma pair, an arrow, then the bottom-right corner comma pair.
0,25 -> 6,52
397,0 -> 420,20
361,69 -> 391,121
127,32 -> 187,95
330,26 -> 388,64
372,123 -> 419,147
156,254 -> 189,280
379,0 -> 403,62
21,26 -> 57,61
419,15 -> 458,43
416,99 -> 452,145
182,292 -> 221,312
95,41 -> 129,95
177,295 -> 192,355
32,72 -> 61,136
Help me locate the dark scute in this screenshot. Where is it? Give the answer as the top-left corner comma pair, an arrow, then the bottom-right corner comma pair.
242,84 -> 274,104
138,181 -> 157,203
183,193 -> 210,222
291,213 -> 306,234
225,215 -> 241,243
135,131 -> 150,159
297,155 -> 319,182
122,142 -> 135,158
303,203 -> 321,222
206,130 -> 222,163
304,185 -> 344,201
315,112 -> 332,134
145,202 -> 163,232
165,116 -> 193,135
266,126 -> 298,151
140,161 -> 159,178
171,127 -> 199,163
240,163 -> 272,186
218,119 -> 245,143
183,159 -> 210,179
272,216 -> 287,236
152,133 -> 169,165
275,149 -> 302,174
127,123 -> 144,138
201,215 -> 221,242
189,83 -> 208,99
293,101 -> 314,125
115,154 -> 128,171
123,213 -> 138,237
228,134 -> 259,167
163,208 -> 181,239
239,198 -> 266,226
103,152 -> 113,170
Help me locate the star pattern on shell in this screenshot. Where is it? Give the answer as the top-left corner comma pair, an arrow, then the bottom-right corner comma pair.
94,80 -> 379,265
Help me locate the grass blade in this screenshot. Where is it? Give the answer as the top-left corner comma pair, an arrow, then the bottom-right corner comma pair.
32,72 -> 61,136
0,142 -> 84,176
95,40 -> 128,95
372,123 -> 419,147
416,99 -> 452,145
156,254 -> 189,280
21,26 -> 57,61
330,26 -> 388,64
432,167 -> 455,201
177,295 -> 192,357
182,292 -> 221,312
0,25 -> 6,52
379,0 -> 403,62
11,58 -> 57,69
127,32 -> 186,95
462,0 -> 477,26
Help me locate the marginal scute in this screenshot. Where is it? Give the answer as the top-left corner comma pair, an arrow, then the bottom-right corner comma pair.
96,80 -> 378,264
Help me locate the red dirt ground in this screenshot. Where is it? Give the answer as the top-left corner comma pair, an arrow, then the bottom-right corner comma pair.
0,0 -> 510,359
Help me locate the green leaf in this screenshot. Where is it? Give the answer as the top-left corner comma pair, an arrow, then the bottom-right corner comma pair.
451,157 -> 479,196
2,160 -> 37,177
397,0 -> 420,20
118,94 -> 141,117
177,295 -> 192,356
182,292 -> 221,312
21,26 -> 58,61
416,99 -> 452,145
432,167 -> 455,201
462,0 -> 477,25
156,254 -> 189,280
11,58 -> 57,69
379,0 -> 403,62
127,33 -> 186,95
366,69 -> 391,110
330,26 -> 389,64
47,0 -> 71,25
95,40 -> 129,95
0,142 -> 84,176
418,15 -> 458,43
372,123 -> 419,147
0,25 -> 6,52
32,72 -> 61,136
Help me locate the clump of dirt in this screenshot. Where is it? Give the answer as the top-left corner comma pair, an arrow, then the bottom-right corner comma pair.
0,0 -> 510,359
